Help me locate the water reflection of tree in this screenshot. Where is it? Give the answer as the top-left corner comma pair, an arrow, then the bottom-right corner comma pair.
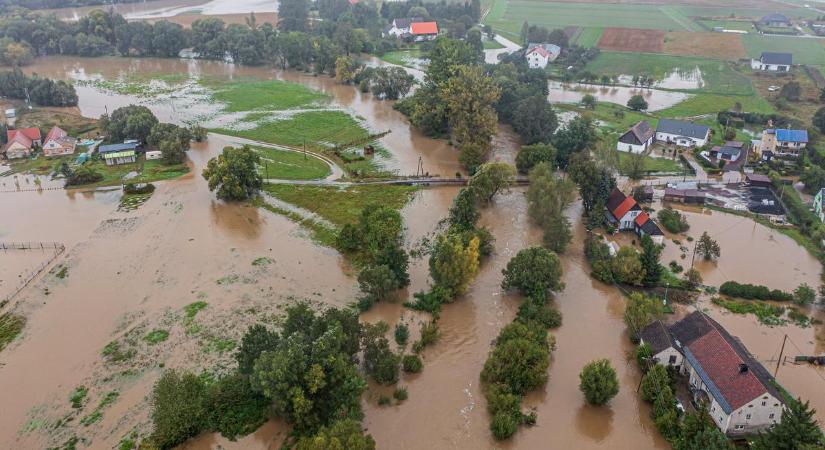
210,200 -> 262,240
574,403 -> 614,443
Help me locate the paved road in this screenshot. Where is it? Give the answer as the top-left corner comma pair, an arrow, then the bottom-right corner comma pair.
484,34 -> 522,64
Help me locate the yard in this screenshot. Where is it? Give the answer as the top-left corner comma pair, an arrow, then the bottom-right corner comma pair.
254,146 -> 332,180
742,34 -> 825,66
379,48 -> 427,69
617,151 -> 683,174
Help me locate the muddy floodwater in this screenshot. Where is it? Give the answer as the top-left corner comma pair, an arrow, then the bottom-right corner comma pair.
3,54 -> 825,449
547,81 -> 690,112
46,0 -> 277,22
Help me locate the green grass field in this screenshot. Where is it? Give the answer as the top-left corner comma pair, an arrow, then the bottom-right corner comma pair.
215,111 -> 370,150
697,19 -> 754,32
205,79 -> 328,112
657,92 -> 774,118
254,146 -> 331,180
742,34 -> 825,66
483,39 -> 505,50
584,52 -> 753,95
379,49 -> 426,69
572,27 -> 603,47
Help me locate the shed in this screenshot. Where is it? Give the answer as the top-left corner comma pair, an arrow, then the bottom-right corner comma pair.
746,173 -> 772,188
145,150 -> 163,160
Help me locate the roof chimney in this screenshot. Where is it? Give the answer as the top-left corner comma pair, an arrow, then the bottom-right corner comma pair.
739,363 -> 749,374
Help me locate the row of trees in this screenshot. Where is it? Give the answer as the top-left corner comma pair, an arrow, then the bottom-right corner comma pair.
0,68 -> 77,106
335,57 -> 415,100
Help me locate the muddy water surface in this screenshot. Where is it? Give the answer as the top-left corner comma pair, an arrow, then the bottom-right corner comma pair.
547,81 -> 690,112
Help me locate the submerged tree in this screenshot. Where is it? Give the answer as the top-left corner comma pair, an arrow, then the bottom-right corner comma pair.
202,145 -> 262,201
696,232 -> 720,261
578,359 -> 619,406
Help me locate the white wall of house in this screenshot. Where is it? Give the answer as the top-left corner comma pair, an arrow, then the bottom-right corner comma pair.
617,210 -> 641,230
616,136 -> 653,154
43,140 -> 75,157
4,142 -> 31,159
750,60 -> 790,72
526,52 -> 549,69
727,394 -> 783,435
656,132 -> 708,148
652,347 -> 683,369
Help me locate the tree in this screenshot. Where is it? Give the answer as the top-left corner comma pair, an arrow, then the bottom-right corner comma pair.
512,95 -> 558,145
794,283 -> 816,306
370,66 -> 415,100
623,152 -> 646,180
335,56 -> 360,84
658,208 -> 690,233
581,94 -> 596,110
554,118 -> 597,169
151,21 -> 187,58
430,234 -> 481,298
752,399 -> 824,450
441,65 -> 501,169
543,214 -> 572,254
779,81 -> 802,102
448,187 -> 480,230
612,246 -> 645,286
696,232 -> 720,261
149,123 -> 192,165
623,292 -> 664,338
481,322 -> 550,394
150,370 -> 209,449
205,373 -> 269,441
236,324 -> 280,375
468,162 -> 516,203
816,108 -> 825,135
802,165 -> 825,194
627,94 -> 648,111
501,247 -> 564,301
515,143 -> 556,174
294,419 -> 376,450
202,145 -> 263,201
361,321 -> 400,385
578,359 -> 619,406
358,264 -> 399,302
104,105 -> 158,143
278,0 -> 309,31
676,409 -> 734,450
640,235 -> 663,287
640,364 -> 671,403
568,153 -> 616,216
685,268 -> 702,287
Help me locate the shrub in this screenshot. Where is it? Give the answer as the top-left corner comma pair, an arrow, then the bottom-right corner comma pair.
481,322 -> 549,395
394,323 -> 409,347
657,208 -> 689,233
149,370 -> 209,449
65,166 -> 104,186
515,297 -> 562,329
501,247 -> 564,302
393,387 -> 408,402
124,183 -> 156,195
719,281 -> 792,301
490,412 -> 519,440
578,359 -> 620,406
402,354 -> 423,373
205,373 -> 269,441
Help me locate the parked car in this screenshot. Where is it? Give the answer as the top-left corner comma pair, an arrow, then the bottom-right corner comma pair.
768,85 -> 780,92
675,399 -> 686,415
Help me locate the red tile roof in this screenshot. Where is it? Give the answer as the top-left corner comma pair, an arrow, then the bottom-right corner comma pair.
527,46 -> 550,58
634,211 -> 650,227
45,126 -> 67,143
687,330 -> 768,411
5,132 -> 32,150
7,127 -> 41,142
411,21 -> 438,35
612,196 -> 637,220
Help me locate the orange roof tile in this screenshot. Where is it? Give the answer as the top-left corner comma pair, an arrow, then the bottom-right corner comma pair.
612,197 -> 637,220
635,212 -> 649,227
411,21 -> 438,35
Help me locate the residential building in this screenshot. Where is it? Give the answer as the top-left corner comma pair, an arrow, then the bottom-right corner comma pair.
761,128 -> 807,157
617,120 -> 654,154
605,188 -> 664,244
759,13 -> 792,28
410,21 -> 438,42
524,43 -> 561,69
384,18 -> 421,37
639,312 -> 786,437
98,142 -> 138,166
655,119 -> 710,148
751,52 -> 792,72
7,127 -> 42,146
815,188 -> 825,222
3,128 -> 41,160
42,126 -> 77,157
708,141 -> 746,162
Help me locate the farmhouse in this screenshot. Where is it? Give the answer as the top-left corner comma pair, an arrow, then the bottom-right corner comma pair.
410,21 -> 438,42
383,18 -> 422,37
759,13 -> 792,28
98,142 -> 138,166
750,52 -> 792,72
42,126 -> 77,157
3,128 -> 42,159
616,120 -> 654,154
655,119 -> 710,148
640,312 -> 786,437
605,188 -> 664,244
761,128 -> 807,157
524,43 -> 561,69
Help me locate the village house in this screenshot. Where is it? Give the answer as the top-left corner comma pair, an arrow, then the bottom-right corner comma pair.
3,128 -> 42,160
639,312 -> 786,437
410,21 -> 438,42
524,43 -> 561,69
383,18 -> 422,37
42,126 -> 77,157
655,119 -> 710,148
616,120 -> 654,154
759,13 -> 792,28
750,52 -> 793,72
706,141 -> 746,164
760,128 -> 807,157
606,188 -> 664,244
98,142 -> 138,166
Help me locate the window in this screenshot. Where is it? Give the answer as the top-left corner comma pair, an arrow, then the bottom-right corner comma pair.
762,401 -> 766,406
746,414 -> 751,420
735,425 -> 744,430
669,355 -> 677,364
712,406 -> 716,412
769,413 -> 775,419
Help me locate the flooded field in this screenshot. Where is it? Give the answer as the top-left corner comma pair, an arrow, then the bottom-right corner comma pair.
547,81 -> 690,112
46,0 -> 277,22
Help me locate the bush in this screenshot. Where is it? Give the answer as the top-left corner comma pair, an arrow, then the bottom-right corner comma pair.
393,387 -> 408,402
578,359 -> 620,406
719,281 -> 792,301
501,247 -> 564,302
481,322 -> 549,395
402,354 -> 423,373
394,323 -> 409,346
124,183 -> 156,195
205,373 -> 269,441
149,370 -> 209,449
490,412 -> 519,440
657,208 -> 689,233
65,166 -> 104,186
515,297 -> 562,329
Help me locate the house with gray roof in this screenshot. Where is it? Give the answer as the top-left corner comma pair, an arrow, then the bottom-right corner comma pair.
751,52 -> 792,72
655,119 -> 711,148
759,13 -> 791,28
616,120 -> 654,154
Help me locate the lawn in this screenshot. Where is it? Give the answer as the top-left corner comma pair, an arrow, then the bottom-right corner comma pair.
559,102 -> 655,134
16,108 -> 101,138
254,146 -> 331,180
67,156 -> 190,188
584,52 -> 753,95
379,48 -> 426,69
483,39 -> 505,50
204,78 -> 328,112
657,92 -> 775,118
742,34 -> 825,65
214,110 -> 371,150
573,27 -> 603,48
617,151 -> 682,174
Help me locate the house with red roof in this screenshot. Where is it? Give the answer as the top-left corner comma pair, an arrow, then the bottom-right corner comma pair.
605,188 -> 663,243
639,311 -> 786,437
42,126 -> 77,157
3,128 -> 41,160
410,21 -> 438,42
525,43 -> 561,69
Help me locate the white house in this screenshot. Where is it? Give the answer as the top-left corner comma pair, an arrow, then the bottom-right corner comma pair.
42,126 -> 77,157
655,119 -> 710,148
640,312 -> 786,437
605,188 -> 664,244
524,43 -> 560,69
383,17 -> 422,37
146,150 -> 163,160
751,52 -> 792,72
617,120 -> 654,154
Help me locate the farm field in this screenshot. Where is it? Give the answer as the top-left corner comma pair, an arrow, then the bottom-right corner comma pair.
598,28 -> 664,53
696,19 -> 755,32
213,111 -> 370,150
204,78 -> 327,112
656,92 -> 775,118
569,26 -> 603,47
742,34 -> 825,66
662,31 -> 746,60
584,52 -> 753,95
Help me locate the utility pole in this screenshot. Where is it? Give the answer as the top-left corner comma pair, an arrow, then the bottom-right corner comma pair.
775,334 -> 788,378
303,138 -> 307,160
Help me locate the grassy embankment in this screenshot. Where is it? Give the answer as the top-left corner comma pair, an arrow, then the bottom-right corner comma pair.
206,78 -> 390,178
258,184 -> 417,247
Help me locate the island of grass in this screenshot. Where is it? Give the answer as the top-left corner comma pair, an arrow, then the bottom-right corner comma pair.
380,48 -> 427,69
254,146 -> 332,180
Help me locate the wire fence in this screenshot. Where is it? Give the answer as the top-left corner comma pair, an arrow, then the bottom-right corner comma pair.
1,242 -> 65,305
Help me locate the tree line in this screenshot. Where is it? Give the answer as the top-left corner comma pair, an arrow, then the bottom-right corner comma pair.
0,68 -> 77,106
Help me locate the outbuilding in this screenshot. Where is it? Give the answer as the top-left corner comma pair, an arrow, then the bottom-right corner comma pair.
145,150 -> 162,160
617,120 -> 654,154
746,173 -> 772,188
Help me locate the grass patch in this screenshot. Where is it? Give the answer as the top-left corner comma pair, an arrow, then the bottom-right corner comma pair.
252,257 -> 274,266
204,78 -> 328,112
183,301 -> 208,320
262,184 -> 417,228
202,336 -> 236,354
483,39 -> 505,50
214,111 -> 370,150
143,329 -> 170,345
79,391 -> 119,427
54,265 -> 69,279
742,34 -> 825,65
658,92 -> 774,118
253,196 -> 339,247
712,297 -> 786,326
617,151 -> 682,174
380,48 -> 427,69
0,313 -> 25,353
254,146 -> 331,180
101,341 -> 136,363
69,386 -> 88,409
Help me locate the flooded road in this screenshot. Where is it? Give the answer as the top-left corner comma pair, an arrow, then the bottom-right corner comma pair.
547,81 -> 690,112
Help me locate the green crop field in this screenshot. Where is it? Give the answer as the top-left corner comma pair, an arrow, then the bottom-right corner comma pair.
584,52 -> 754,95
572,27 -> 603,47
214,111 -> 370,150
742,34 -> 825,66
676,5 -> 818,20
